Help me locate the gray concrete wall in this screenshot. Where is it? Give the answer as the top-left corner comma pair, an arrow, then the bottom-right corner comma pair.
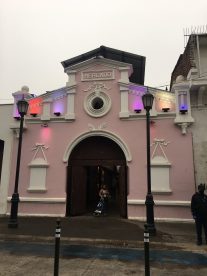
190,107 -> 207,186
0,104 -> 14,214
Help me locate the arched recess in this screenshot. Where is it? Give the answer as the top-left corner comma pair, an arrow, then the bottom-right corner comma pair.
65,133 -> 129,218
63,130 -> 132,163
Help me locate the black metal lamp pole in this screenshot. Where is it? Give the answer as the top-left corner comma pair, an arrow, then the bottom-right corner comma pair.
142,91 -> 156,236
8,99 -> 29,228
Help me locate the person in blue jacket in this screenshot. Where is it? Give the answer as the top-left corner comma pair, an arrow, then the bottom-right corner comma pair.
191,183 -> 207,245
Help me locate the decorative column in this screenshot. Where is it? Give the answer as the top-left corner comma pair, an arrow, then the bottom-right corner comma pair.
119,85 -> 129,118
41,98 -> 52,121
148,89 -> 157,117
118,67 -> 131,118
65,70 -> 76,120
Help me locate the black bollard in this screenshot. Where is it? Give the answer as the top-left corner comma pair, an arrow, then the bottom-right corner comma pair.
144,225 -> 150,276
54,219 -> 61,276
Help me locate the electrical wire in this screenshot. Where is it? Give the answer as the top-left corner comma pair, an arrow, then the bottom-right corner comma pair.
155,71 -> 207,90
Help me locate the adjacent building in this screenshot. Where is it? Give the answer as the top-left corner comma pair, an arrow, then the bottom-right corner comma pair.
171,33 -> 207,186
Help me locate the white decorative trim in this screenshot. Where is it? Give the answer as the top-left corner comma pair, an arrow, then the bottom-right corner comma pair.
83,82 -> 111,93
63,130 -> 132,162
84,91 -> 111,118
119,84 -> 129,118
81,69 -> 115,81
10,123 -> 27,138
31,143 -> 49,162
7,197 -> 66,203
64,57 -> 133,73
28,161 -> 49,168
65,86 -> 76,120
27,188 -> 47,193
41,99 -> 52,121
118,67 -> 131,83
65,70 -> 77,86
151,189 -> 172,194
88,123 -> 107,131
179,122 -> 190,135
151,138 -> 170,161
128,217 -> 194,223
127,199 -> 190,206
151,162 -> 171,167
6,213 -> 65,217
172,81 -> 194,134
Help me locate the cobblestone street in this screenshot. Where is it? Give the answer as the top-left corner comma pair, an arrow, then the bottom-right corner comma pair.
0,241 -> 207,276
0,251 -> 207,276
1,217 -> 207,275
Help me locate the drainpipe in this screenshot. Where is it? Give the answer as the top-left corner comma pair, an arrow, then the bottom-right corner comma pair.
196,35 -> 201,77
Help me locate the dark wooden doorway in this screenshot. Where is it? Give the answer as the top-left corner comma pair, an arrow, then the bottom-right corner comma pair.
66,136 -> 127,218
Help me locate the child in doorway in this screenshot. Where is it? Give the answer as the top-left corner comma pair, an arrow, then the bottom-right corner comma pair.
99,184 -> 110,214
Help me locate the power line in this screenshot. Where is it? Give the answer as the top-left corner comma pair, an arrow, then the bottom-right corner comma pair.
155,71 -> 207,90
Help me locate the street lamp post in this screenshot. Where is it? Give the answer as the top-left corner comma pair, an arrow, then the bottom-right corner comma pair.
142,91 -> 156,235
8,99 -> 29,228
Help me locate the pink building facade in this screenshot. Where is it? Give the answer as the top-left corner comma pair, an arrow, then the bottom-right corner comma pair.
3,47 -> 196,221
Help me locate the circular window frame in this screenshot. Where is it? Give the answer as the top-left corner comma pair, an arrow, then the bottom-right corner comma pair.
84,91 -> 111,117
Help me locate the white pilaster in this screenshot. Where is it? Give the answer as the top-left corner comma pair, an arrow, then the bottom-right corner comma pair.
119,67 -> 131,83
65,70 -> 77,120
119,85 -> 129,118
64,87 -> 76,120
41,98 -> 52,121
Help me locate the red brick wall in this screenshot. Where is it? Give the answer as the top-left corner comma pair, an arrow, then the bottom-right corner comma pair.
170,35 -> 196,88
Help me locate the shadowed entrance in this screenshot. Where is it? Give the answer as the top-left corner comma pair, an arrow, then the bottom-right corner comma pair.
66,136 -> 127,218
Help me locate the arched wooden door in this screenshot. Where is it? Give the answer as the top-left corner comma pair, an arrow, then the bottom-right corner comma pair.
66,136 -> 128,218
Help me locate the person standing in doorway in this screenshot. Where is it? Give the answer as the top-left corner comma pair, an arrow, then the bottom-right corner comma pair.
99,184 -> 110,215
191,183 -> 207,245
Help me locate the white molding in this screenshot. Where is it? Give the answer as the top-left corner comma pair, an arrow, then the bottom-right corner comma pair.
65,70 -> 77,87
128,199 -> 190,206
84,91 -> 111,118
63,130 -> 132,162
81,69 -> 115,81
118,67 -> 131,83
64,57 -> 133,73
10,123 -> 27,138
151,163 -> 171,167
119,84 -> 129,118
5,213 -> 65,217
28,162 -> 49,168
7,197 -> 66,203
172,81 -> 194,134
27,188 -> 47,193
65,86 -> 76,120
128,217 -> 194,223
40,98 -> 52,121
151,190 -> 172,194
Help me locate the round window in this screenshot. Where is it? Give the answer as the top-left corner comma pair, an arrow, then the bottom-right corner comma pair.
91,97 -> 104,110
84,91 -> 111,117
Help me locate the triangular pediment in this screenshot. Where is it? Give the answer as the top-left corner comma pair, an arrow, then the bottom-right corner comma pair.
63,57 -> 133,75
61,46 -> 145,85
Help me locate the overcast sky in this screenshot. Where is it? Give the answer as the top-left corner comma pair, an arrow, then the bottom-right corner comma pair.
1,0 -> 207,102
